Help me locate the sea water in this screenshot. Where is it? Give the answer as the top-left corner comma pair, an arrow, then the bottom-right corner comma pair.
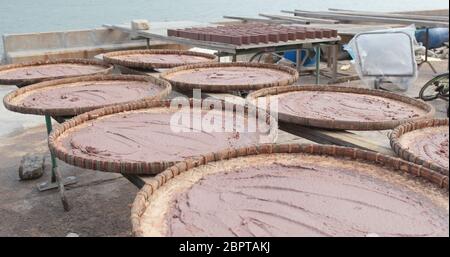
0,0 -> 448,44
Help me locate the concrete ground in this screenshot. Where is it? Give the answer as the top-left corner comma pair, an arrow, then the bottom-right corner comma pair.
0,125 -> 138,236
0,59 -> 447,237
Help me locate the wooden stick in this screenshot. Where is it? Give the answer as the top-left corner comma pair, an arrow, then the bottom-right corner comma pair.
223,15 -> 292,24
292,10 -> 449,27
261,13 -> 338,24
328,8 -> 449,21
280,10 -> 339,24
258,14 -> 310,24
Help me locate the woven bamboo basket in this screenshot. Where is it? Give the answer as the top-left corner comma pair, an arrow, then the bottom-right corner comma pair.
160,62 -> 299,93
48,99 -> 276,175
247,85 -> 435,130
0,59 -> 113,86
390,118 -> 449,175
103,49 -> 217,69
3,74 -> 172,117
131,143 -> 449,236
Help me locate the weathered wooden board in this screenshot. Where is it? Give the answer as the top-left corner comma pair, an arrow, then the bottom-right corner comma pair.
280,122 -> 394,156
292,10 -> 448,27
122,87 -> 396,188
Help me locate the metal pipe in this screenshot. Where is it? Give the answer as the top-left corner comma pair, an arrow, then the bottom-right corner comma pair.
45,115 -> 57,183
315,45 -> 321,84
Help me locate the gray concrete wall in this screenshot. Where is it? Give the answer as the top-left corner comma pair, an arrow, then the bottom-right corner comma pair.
2,28 -> 171,64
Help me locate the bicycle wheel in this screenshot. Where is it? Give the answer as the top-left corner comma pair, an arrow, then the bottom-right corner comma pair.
440,84 -> 449,97
419,73 -> 449,101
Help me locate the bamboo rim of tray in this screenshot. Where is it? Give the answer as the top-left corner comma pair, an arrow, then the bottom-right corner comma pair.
103,49 -> 217,69
0,58 -> 113,86
390,118 -> 449,175
48,99 -> 276,175
246,85 -> 435,130
131,143 -> 449,237
3,74 -> 172,117
160,62 -> 299,93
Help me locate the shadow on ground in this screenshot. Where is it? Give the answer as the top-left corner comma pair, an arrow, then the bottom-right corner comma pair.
0,125 -> 137,236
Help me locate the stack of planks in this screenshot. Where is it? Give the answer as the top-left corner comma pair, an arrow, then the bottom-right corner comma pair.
283,9 -> 449,28
224,9 -> 448,28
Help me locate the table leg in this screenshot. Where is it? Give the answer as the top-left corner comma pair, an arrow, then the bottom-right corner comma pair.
331,44 -> 338,84
41,115 -> 71,211
45,115 -> 57,183
424,28 -> 429,64
315,45 -> 321,84
296,48 -> 301,83
418,28 -> 437,73
55,166 -> 70,211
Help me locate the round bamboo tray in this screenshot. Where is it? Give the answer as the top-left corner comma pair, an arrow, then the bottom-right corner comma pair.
48,99 -> 276,175
390,118 -> 449,176
3,74 -> 171,117
0,59 -> 113,86
247,85 -> 435,130
103,49 -> 217,69
131,143 -> 449,237
160,62 -> 299,93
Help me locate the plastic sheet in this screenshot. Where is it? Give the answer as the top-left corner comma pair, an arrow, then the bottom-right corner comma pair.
345,25 -> 418,90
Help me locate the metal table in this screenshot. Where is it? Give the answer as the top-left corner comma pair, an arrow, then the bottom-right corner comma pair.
103,23 -> 341,84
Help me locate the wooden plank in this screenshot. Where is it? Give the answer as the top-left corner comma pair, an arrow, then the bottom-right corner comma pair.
328,8 -> 449,21
278,11 -> 340,24
395,9 -> 449,17
278,13 -> 401,35
122,174 -> 148,189
279,122 -> 395,156
223,16 -> 292,24
292,10 -> 449,27
258,14 -> 311,24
